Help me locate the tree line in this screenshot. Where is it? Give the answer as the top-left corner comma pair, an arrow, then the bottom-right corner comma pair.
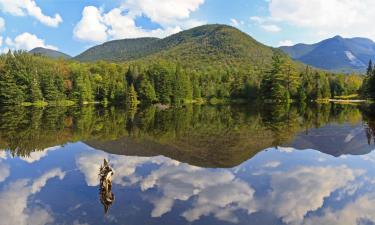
0,51 -> 364,106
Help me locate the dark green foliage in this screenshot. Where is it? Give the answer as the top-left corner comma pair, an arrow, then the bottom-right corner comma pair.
135,75 -> 156,104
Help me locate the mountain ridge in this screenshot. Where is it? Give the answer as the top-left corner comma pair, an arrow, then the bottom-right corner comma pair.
280,36 -> 375,72
74,24 -> 283,72
29,47 -> 72,59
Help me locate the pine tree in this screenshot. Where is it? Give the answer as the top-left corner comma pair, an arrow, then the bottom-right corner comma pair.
29,75 -> 43,102
367,60 -> 373,76
0,71 -> 24,105
136,76 -> 156,104
127,84 -> 139,108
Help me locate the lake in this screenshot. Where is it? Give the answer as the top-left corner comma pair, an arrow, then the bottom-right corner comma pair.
1,103 -> 375,225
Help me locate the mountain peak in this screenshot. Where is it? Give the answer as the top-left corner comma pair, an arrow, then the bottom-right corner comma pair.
332,35 -> 344,39
75,23 -> 274,64
280,35 -> 375,73
29,47 -> 71,59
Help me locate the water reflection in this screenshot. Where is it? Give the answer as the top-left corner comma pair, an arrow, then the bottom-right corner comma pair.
1,103 -> 375,224
0,103 -> 371,167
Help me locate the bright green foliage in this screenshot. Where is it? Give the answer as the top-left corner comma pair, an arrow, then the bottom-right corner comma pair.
127,84 -> 139,107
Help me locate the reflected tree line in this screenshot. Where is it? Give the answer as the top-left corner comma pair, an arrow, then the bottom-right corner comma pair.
0,103 -> 365,160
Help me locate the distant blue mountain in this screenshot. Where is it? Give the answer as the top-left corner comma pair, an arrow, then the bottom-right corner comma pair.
280,36 -> 375,73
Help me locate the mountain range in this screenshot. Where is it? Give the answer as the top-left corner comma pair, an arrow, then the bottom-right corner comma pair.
280,36 -> 375,73
27,24 -> 375,73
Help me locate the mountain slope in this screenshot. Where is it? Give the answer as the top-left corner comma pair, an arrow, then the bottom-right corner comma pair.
29,47 -> 71,59
75,24 -> 282,70
75,37 -> 159,61
280,36 -> 375,72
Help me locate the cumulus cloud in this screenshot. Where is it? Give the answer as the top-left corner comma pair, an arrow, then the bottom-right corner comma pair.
268,0 -> 375,40
0,0 -> 62,27
73,6 -> 108,43
0,168 -> 65,225
74,0 -> 205,43
122,0 -> 204,26
5,32 -> 57,51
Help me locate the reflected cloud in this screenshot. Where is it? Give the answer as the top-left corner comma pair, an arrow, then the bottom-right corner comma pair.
76,148 -> 368,224
76,151 -> 176,187
20,146 -> 61,163
260,166 -> 363,225
0,163 -> 10,183
263,160 -> 281,168
0,168 -> 65,225
0,151 -> 7,160
303,193 -> 375,225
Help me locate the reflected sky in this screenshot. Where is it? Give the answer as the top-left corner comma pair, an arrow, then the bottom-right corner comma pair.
1,140 -> 375,225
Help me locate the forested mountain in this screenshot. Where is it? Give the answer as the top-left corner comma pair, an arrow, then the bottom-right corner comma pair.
29,47 -> 71,59
75,24 -> 280,70
75,37 -> 159,61
280,36 -> 375,72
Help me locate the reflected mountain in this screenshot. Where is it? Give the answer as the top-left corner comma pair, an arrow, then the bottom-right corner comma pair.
0,103 -> 373,168
291,123 -> 374,157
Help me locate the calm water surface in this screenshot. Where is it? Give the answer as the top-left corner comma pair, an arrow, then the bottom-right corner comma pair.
1,103 -> 375,225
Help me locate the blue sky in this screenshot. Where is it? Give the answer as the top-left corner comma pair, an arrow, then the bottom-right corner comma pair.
0,0 -> 374,56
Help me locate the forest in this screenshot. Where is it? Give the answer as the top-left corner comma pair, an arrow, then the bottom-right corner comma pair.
0,50 -> 364,106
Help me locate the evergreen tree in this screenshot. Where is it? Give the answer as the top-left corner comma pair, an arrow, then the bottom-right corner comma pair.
127,84 -> 139,107
136,75 -> 156,104
367,60 -> 373,77
29,75 -> 43,102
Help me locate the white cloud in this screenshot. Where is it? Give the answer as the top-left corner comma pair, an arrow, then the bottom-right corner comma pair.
0,0 -> 62,27
230,18 -> 244,27
74,0 -> 205,43
0,168 -> 65,225
268,0 -> 375,40
5,32 -> 57,51
122,0 -> 205,26
278,39 -> 294,46
250,15 -> 281,33
73,6 -> 108,43
261,24 -> 281,32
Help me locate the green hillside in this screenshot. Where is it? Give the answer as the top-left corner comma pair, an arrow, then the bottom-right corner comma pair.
75,24 -> 282,71
29,47 -> 72,59
75,37 -> 159,61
